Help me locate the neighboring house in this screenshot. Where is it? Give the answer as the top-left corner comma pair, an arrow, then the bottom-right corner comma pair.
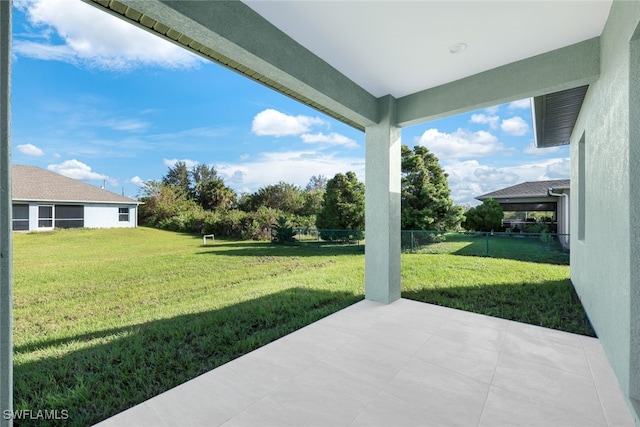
476,179 -> 570,238
11,165 -> 140,232
2,1 -> 640,424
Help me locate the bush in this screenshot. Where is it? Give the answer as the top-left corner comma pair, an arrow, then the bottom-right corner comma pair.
428,232 -> 446,243
523,222 -> 549,234
462,199 -> 503,232
318,229 -> 364,243
271,217 -> 296,243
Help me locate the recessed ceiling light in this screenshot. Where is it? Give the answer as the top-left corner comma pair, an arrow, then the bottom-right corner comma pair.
449,43 -> 467,54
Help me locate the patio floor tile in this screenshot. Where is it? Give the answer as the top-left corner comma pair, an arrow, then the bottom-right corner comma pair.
95,298 -> 635,427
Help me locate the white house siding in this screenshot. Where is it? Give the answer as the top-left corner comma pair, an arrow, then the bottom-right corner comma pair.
84,204 -> 137,229
12,202 -> 138,231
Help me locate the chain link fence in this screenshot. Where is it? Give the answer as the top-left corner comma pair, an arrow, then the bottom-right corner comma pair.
401,230 -> 570,264
292,228 -> 364,245
282,228 -> 569,264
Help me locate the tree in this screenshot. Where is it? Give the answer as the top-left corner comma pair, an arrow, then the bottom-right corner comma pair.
462,198 -> 504,231
137,180 -> 199,224
316,172 -> 365,233
299,175 -> 327,217
305,175 -> 328,192
240,182 -> 305,214
194,178 -> 237,210
401,145 -> 463,231
190,164 -> 236,210
162,161 -> 192,197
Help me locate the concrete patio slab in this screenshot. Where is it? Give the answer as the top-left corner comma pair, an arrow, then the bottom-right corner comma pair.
95,298 -> 635,427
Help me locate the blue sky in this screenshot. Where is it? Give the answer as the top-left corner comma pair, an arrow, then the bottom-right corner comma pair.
10,0 -> 569,206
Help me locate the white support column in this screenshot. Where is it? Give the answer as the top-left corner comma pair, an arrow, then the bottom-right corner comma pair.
365,96 -> 401,304
0,1 -> 12,426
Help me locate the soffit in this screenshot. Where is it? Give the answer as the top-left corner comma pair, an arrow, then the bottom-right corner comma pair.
533,85 -> 589,147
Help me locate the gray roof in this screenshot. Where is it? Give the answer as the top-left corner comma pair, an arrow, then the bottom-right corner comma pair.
477,179 -> 570,200
12,165 -> 139,204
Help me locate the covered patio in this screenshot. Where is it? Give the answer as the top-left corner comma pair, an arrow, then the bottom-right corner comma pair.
3,0 -> 640,425
96,299 -> 634,426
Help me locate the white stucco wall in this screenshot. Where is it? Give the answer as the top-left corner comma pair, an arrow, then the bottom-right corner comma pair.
84,204 -> 137,229
570,1 -> 640,422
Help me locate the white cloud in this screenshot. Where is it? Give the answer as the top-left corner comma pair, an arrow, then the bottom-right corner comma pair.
508,99 -> 531,110
483,105 -> 500,115
106,119 -> 149,132
300,132 -> 358,148
416,128 -> 506,160
501,116 -> 530,136
217,150 -> 364,193
251,109 -> 325,137
444,160 -> 520,205
523,141 -> 564,156
14,0 -> 202,71
442,157 -> 570,206
239,154 -> 250,161
130,176 -> 144,186
17,143 -> 44,156
47,159 -> 116,185
163,158 -> 199,169
470,113 -> 499,129
545,158 -> 570,179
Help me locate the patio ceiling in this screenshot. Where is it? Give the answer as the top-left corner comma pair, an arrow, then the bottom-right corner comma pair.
243,1 -> 610,99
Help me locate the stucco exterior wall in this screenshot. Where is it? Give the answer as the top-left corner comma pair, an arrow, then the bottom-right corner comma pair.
570,1 -> 640,422
84,204 -> 137,229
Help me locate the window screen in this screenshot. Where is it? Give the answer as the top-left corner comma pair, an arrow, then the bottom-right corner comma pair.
119,207 -> 129,222
12,204 -> 29,231
38,206 -> 53,228
55,205 -> 84,229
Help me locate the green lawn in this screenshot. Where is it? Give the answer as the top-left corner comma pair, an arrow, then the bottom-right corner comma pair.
403,231 -> 570,264
12,227 -> 592,426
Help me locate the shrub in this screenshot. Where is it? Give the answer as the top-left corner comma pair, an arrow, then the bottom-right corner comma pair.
462,199 -> 503,231
271,217 -> 296,243
523,222 -> 549,234
428,232 -> 446,243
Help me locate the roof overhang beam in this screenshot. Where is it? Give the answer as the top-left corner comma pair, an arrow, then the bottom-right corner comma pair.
85,0 -> 379,130
396,37 -> 600,128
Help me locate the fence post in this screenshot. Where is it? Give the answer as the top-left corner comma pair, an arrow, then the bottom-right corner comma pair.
485,232 -> 489,255
411,231 -> 414,253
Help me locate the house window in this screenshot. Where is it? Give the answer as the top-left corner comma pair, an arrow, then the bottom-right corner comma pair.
119,207 -> 130,222
12,204 -> 29,231
55,205 -> 84,229
578,133 -> 586,241
38,205 -> 53,228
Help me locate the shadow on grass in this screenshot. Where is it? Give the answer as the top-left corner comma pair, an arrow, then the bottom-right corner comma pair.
14,288 -> 361,427
196,240 -> 364,257
402,278 -> 595,337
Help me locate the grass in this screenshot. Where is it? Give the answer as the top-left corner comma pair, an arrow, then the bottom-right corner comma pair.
403,231 -> 570,264
12,227 -> 593,426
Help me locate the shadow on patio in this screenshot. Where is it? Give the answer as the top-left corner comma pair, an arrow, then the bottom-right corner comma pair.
14,288 -> 360,426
